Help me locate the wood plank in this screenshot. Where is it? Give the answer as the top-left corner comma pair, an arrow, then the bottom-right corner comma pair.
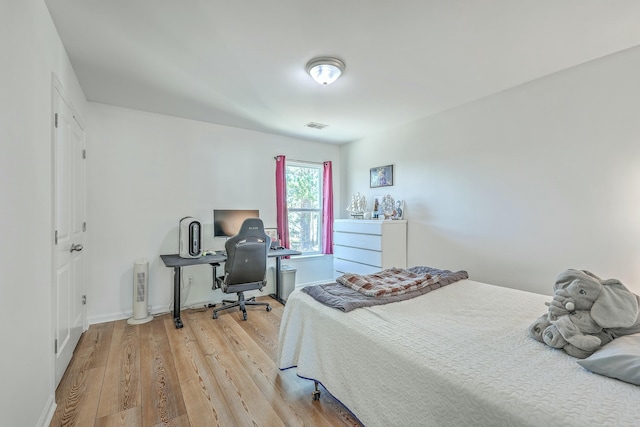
95,406 -> 142,427
235,297 -> 283,363
188,309 -> 284,426
150,413 -> 190,427
139,317 -> 188,425
51,363 -> 105,426
164,312 -> 241,427
190,311 -> 283,426
52,324 -> 111,426
96,319 -> 141,418
73,321 -> 114,369
55,325 -> 107,402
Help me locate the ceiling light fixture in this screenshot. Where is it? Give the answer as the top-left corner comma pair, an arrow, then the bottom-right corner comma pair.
306,57 -> 345,85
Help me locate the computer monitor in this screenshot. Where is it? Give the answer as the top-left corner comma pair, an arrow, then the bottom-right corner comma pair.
213,209 -> 260,237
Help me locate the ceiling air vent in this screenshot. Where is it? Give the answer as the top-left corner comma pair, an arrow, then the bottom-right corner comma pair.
305,122 -> 329,130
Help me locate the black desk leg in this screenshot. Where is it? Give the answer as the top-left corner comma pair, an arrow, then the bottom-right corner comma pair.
269,256 -> 286,306
173,266 -> 183,329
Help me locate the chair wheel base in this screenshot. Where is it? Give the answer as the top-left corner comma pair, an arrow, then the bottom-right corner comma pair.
211,291 -> 273,321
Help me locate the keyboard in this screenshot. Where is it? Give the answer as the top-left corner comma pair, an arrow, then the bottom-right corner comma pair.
202,250 -> 225,257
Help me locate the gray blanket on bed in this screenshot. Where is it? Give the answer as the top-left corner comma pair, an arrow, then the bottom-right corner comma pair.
302,266 -> 468,312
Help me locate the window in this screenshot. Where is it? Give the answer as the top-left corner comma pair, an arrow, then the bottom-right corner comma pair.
286,161 -> 323,254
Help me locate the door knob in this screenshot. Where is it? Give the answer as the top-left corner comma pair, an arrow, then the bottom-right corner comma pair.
70,243 -> 83,253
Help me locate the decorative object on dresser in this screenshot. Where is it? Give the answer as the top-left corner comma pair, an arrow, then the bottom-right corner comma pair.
379,194 -> 395,219
346,192 -> 367,219
333,219 -> 407,278
372,195 -> 381,219
370,164 -> 393,188
392,200 -> 404,219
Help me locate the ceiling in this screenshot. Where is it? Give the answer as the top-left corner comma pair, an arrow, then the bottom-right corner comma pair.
45,0 -> 640,145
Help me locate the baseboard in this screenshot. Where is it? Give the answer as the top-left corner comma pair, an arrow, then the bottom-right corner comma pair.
87,295 -> 269,325
88,305 -> 175,325
86,287 -> 287,326
37,393 -> 56,427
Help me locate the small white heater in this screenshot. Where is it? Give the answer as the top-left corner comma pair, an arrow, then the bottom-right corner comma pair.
128,259 -> 153,325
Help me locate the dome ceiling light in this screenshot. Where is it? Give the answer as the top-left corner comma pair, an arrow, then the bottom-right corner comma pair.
306,57 -> 345,85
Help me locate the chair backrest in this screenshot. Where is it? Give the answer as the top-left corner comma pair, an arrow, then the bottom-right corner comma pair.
223,218 -> 271,290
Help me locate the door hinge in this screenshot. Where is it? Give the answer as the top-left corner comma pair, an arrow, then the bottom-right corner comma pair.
55,230 -> 58,245
82,149 -> 86,159
82,295 -> 87,305
83,222 -> 86,232
54,339 -> 58,354
54,113 -> 58,128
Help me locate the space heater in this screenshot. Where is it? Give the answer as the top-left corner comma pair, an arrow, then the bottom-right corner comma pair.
127,259 -> 153,325
179,216 -> 202,258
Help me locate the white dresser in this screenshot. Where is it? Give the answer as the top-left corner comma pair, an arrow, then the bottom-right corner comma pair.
333,219 -> 407,277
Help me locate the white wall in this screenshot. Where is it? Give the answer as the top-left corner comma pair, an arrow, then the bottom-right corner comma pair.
86,103 -> 339,323
0,1 -> 87,426
342,46 -> 640,297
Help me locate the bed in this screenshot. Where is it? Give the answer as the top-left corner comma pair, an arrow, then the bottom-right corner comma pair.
278,274 -> 640,427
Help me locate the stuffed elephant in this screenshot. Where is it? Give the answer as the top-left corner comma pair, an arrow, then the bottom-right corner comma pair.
529,311 -> 613,358
529,269 -> 640,358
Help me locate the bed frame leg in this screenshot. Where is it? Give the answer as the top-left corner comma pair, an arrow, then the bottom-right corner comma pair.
312,381 -> 321,401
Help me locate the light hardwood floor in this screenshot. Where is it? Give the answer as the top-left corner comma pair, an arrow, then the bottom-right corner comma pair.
51,297 -> 363,426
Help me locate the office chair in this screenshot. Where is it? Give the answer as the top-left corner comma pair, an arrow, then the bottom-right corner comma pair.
212,218 -> 272,320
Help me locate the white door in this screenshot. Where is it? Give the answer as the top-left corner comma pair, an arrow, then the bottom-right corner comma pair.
53,84 -> 86,386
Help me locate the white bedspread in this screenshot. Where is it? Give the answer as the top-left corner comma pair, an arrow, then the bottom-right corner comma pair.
278,280 -> 640,427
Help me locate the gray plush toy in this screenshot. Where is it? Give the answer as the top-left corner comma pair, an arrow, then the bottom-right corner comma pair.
529,269 -> 640,358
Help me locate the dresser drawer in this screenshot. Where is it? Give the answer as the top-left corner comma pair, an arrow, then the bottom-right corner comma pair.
333,231 -> 382,250
334,220 -> 382,235
334,258 -> 382,277
334,245 -> 382,267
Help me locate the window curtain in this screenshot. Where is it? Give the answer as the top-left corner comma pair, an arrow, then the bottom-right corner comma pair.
275,155 -> 290,249
322,161 -> 334,254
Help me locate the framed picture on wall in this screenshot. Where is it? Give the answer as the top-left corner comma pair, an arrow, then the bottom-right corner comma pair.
264,228 -> 279,246
370,165 -> 393,188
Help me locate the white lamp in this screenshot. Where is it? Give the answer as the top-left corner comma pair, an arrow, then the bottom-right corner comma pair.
306,57 -> 345,85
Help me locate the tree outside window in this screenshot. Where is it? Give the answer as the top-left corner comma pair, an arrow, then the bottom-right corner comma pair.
286,162 -> 322,254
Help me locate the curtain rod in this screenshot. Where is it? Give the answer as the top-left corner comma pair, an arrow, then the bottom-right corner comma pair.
274,156 -> 326,165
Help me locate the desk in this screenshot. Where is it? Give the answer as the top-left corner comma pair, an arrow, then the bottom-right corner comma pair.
160,248 -> 300,328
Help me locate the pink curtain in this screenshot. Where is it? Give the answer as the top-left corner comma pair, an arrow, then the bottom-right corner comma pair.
275,155 -> 290,249
322,161 -> 334,254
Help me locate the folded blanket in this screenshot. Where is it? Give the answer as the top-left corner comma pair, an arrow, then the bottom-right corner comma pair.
336,268 -> 440,297
302,266 -> 468,312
